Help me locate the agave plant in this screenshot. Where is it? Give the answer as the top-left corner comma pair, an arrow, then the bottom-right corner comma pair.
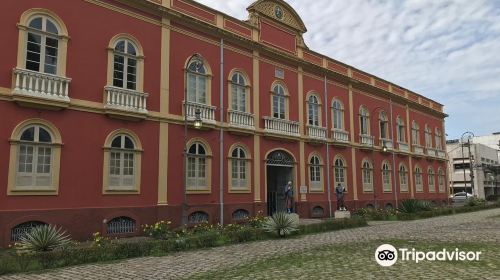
398,199 -> 422,213
418,200 -> 435,211
17,224 -> 71,252
262,211 -> 299,237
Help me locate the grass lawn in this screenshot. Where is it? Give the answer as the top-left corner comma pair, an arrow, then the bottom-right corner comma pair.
190,240 -> 500,279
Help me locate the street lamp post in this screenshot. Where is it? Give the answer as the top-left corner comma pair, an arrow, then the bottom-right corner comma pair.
182,54 -> 204,226
460,131 -> 474,196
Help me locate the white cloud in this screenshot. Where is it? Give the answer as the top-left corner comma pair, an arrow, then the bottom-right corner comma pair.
194,0 -> 500,139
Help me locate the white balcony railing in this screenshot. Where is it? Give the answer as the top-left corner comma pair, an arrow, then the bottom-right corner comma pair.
360,134 -> 374,147
413,144 -> 424,155
332,129 -> 349,143
184,101 -> 216,124
380,138 -> 393,150
13,68 -> 71,102
307,125 -> 327,140
228,110 -> 254,129
397,142 -> 409,152
105,86 -> 148,114
437,150 -> 446,159
426,147 -> 437,157
263,116 -> 300,136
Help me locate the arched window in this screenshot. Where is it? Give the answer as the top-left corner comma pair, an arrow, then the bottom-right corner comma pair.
424,125 -> 432,148
272,83 -> 286,119
109,134 -> 136,189
307,94 -> 320,126
332,99 -> 344,130
411,121 -> 420,145
107,216 -> 136,235
112,39 -> 138,90
189,211 -> 209,224
415,166 -> 423,192
359,106 -> 370,135
16,125 -> 53,187
232,209 -> 250,221
25,15 -> 60,74
8,120 -> 62,194
11,221 -> 47,242
362,159 -> 373,192
334,157 -> 346,190
230,146 -> 249,190
428,167 -> 435,192
309,155 -> 322,191
438,168 -> 445,193
187,57 -> 208,104
187,141 -> 210,190
399,164 -> 408,192
396,116 -> 405,142
379,112 -> 389,139
230,72 -> 248,112
435,128 -> 443,150
382,161 -> 391,192
103,130 -> 142,193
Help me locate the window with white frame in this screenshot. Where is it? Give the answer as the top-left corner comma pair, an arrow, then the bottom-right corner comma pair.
379,112 -> 389,139
396,116 -> 405,142
382,162 -> 391,192
309,155 -> 322,190
415,166 -> 423,192
25,15 -> 60,74
332,99 -> 344,130
435,128 -> 443,150
362,160 -> 373,192
230,146 -> 248,189
109,135 -> 136,189
412,121 -> 420,145
272,84 -> 286,119
334,157 -> 346,190
187,142 -> 208,189
438,169 -> 445,193
359,106 -> 370,135
16,125 -> 54,188
187,58 -> 207,104
308,95 -> 320,126
399,164 -> 408,192
230,72 -> 247,112
428,168 -> 435,192
425,125 -> 432,148
112,39 -> 138,90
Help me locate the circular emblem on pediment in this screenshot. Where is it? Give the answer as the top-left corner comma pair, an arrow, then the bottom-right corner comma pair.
274,5 -> 284,20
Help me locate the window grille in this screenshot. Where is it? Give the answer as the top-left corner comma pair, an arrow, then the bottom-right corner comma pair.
107,216 -> 135,234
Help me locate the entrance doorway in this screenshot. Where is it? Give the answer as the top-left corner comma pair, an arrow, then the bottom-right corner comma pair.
266,150 -> 294,216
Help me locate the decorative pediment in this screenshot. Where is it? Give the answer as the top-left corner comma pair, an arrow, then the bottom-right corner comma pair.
247,0 -> 307,34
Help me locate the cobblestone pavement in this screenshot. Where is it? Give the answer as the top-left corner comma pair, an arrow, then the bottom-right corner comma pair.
2,209 -> 500,280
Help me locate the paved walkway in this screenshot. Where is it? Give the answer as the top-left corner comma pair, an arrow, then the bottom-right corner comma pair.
3,209 -> 500,280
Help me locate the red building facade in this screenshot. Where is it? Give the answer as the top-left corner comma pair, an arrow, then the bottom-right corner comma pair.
0,0 -> 448,246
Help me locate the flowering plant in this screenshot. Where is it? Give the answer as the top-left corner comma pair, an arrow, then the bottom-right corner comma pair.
142,220 -> 173,239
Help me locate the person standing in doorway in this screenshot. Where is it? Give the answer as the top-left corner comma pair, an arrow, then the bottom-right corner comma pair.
284,181 -> 294,213
335,183 -> 346,211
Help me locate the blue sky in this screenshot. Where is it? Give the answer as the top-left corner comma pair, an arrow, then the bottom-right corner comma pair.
194,0 -> 500,140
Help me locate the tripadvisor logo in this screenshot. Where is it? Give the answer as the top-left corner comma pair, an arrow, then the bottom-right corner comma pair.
375,244 -> 482,267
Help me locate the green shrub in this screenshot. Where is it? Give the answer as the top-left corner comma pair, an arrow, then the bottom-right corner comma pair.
142,220 -> 173,239
465,198 -> 486,207
248,210 -> 267,228
262,212 -> 299,237
398,199 -> 423,213
418,200 -> 435,211
16,225 -> 71,253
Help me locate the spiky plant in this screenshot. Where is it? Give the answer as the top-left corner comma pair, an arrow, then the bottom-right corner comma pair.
398,199 -> 422,213
262,211 -> 299,237
16,224 -> 71,253
418,200 -> 435,211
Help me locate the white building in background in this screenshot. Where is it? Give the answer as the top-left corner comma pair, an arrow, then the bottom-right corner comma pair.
446,140 -> 500,199
474,133 -> 500,161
